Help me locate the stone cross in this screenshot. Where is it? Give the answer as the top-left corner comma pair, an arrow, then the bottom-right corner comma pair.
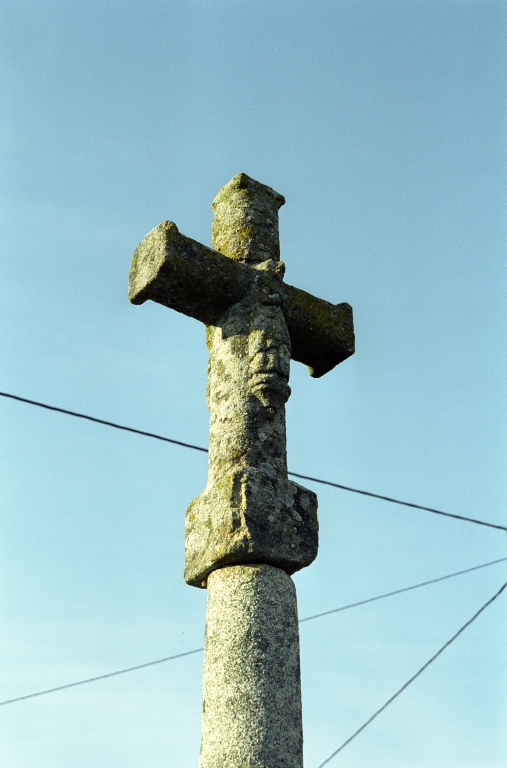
128,173 -> 354,768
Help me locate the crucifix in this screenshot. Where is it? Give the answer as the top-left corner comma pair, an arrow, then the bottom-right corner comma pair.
128,173 -> 354,767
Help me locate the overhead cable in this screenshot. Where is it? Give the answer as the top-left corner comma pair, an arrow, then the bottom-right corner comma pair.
289,471 -> 507,532
1,391 -> 506,533
317,580 -> 507,767
298,555 -> 507,622
1,556 -> 505,708
0,648 -> 204,707
2,390 -> 506,533
0,391 -> 207,453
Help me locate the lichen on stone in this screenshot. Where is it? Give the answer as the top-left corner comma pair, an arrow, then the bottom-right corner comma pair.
127,173 -> 355,586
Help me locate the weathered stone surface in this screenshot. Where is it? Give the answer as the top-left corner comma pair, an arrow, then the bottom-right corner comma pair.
282,285 -> 354,378
200,564 -> 303,768
128,173 -> 355,767
128,198 -> 355,378
128,220 -> 251,325
185,468 -> 318,587
184,256 -> 319,584
206,259 -> 290,482
212,172 -> 285,264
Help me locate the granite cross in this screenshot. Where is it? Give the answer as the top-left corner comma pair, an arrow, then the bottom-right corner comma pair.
128,173 -> 354,768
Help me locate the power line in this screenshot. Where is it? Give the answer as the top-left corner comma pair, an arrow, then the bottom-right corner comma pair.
2,556 -> 505,708
299,555 -> 507,623
0,648 -> 204,707
2,391 -> 506,533
0,392 -> 207,453
290,471 -> 507,533
317,579 -> 507,768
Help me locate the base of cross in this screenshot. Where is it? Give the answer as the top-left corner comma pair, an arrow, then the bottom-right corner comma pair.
200,563 -> 303,768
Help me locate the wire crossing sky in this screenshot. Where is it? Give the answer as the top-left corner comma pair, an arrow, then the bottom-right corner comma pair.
317,580 -> 507,767
1,2 -> 506,766
2,556 -> 505,708
2,390 -> 506,532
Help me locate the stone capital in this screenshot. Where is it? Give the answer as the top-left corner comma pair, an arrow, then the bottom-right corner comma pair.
184,468 -> 318,588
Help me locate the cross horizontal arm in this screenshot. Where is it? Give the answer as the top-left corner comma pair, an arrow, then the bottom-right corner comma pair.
128,221 -> 251,325
282,286 -> 354,377
129,221 -> 354,377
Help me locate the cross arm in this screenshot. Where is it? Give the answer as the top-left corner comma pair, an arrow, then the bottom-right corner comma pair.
128,221 -> 251,325
282,285 -> 354,378
128,220 -> 354,377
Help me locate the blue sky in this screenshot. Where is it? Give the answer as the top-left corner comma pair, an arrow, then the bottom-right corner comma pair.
1,1 -> 506,766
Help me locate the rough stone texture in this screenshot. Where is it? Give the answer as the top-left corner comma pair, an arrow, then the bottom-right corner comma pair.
200,564 -> 303,768
184,258 -> 318,587
206,260 -> 291,482
128,211 -> 355,378
282,285 -> 354,378
128,220 -> 251,325
185,469 -> 318,587
128,173 -> 355,766
212,173 -> 285,264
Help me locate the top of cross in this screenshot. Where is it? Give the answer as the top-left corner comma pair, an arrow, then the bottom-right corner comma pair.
129,174 -> 355,585
211,173 -> 285,264
129,173 -> 354,378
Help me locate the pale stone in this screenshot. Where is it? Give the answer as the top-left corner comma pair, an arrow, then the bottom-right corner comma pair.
128,218 -> 354,378
185,468 -> 318,587
211,173 -> 285,264
128,173 -> 355,766
200,564 -> 303,768
185,256 -> 318,586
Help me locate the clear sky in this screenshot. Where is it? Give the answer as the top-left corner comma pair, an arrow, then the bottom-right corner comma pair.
1,1 -> 506,766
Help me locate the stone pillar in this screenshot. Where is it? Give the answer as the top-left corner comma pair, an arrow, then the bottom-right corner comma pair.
185,175 -> 317,766
128,172 -> 354,767
199,564 -> 303,768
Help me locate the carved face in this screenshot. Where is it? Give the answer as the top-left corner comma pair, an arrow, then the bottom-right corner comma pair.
248,303 -> 291,410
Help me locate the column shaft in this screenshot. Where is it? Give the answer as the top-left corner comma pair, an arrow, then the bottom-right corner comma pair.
200,564 -> 303,768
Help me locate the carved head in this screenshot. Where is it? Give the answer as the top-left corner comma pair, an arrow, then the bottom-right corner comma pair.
248,296 -> 291,412
207,259 -> 291,417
